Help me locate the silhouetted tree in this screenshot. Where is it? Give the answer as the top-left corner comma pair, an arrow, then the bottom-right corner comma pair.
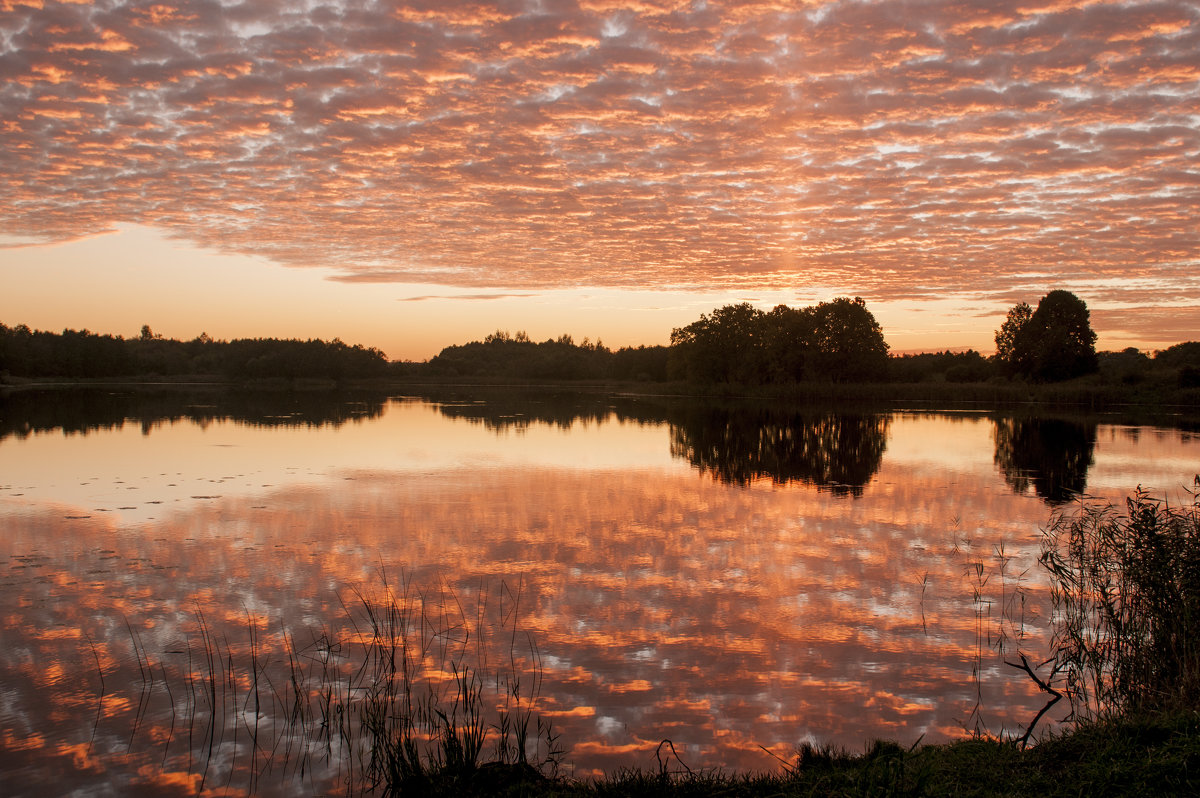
0,323 -> 14,377
668,297 -> 888,384
994,302 -> 1033,377
810,297 -> 889,382
668,303 -> 768,383
994,291 -> 1097,381
761,304 -> 818,382
1152,341 -> 1200,387
1154,341 -> 1200,370
1027,290 -> 1098,380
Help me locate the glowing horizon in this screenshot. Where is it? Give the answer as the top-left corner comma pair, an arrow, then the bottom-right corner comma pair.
2,1 -> 1198,360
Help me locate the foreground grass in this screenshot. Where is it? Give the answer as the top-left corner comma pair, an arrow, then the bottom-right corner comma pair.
404,711 -> 1200,797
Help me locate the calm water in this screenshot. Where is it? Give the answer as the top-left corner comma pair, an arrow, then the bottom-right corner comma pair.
1,388 -> 1197,795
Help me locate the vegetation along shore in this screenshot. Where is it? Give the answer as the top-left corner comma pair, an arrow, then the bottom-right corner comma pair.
4,290 -> 1199,415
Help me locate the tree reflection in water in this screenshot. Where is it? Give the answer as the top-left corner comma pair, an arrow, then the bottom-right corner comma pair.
0,387 -> 387,439
992,417 -> 1098,505
668,406 -> 890,496
429,391 -> 891,496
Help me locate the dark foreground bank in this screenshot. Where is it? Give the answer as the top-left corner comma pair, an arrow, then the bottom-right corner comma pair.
399,711 -> 1200,797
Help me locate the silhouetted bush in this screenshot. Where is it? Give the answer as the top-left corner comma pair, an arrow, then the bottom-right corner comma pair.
890,350 -> 995,383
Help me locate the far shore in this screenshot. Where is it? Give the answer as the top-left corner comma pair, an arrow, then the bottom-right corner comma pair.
3,372 -> 1198,421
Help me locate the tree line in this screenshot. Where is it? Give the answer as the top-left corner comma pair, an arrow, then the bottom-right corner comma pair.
0,323 -> 389,381
4,291 -> 1199,387
421,330 -> 671,382
420,296 -> 893,384
663,291 -> 1199,388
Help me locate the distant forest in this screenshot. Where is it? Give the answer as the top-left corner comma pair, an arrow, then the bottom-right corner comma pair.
3,291 -> 1200,389
0,323 -> 390,381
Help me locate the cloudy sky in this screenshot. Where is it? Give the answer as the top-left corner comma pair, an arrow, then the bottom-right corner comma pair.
2,0 -> 1198,359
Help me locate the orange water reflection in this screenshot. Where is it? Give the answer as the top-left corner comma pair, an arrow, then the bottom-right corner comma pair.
1,398 -> 1198,794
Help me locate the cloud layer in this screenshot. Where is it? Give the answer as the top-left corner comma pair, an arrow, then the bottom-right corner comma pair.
3,0 -> 1198,303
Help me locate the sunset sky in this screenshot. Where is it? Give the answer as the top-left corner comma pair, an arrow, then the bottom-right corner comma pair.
2,0 -> 1198,361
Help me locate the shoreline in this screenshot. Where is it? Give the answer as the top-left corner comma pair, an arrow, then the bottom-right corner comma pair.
4,374 -> 1198,420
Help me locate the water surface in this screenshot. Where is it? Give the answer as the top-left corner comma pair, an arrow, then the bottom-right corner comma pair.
1,388 -> 1197,795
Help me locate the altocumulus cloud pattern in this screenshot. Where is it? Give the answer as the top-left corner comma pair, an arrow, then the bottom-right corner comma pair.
2,0 -> 1199,327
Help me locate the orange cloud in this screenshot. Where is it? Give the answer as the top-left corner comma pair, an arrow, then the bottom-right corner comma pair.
0,0 -> 1195,327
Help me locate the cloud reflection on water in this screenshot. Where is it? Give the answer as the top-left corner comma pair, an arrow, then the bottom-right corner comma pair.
2,458 -> 1052,787
1,394 -> 1197,793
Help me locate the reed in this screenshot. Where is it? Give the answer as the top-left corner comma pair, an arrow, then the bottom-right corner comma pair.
948,524 -> 1035,741
1038,482 -> 1200,721
112,575 -> 560,795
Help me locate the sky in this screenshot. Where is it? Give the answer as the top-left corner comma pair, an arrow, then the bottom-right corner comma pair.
2,0 -> 1198,361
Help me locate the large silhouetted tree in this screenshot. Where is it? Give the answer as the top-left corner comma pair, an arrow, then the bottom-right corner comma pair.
810,297 -> 890,382
994,291 -> 1098,381
668,302 -> 768,383
668,297 -> 889,384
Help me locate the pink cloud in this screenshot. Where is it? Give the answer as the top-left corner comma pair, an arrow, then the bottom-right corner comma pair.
0,0 -> 1196,323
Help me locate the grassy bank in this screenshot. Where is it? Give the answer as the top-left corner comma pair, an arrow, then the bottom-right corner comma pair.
380,372 -> 1200,416
408,711 -> 1200,796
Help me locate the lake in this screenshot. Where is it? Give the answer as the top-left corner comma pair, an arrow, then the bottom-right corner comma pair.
1,387 -> 1197,795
